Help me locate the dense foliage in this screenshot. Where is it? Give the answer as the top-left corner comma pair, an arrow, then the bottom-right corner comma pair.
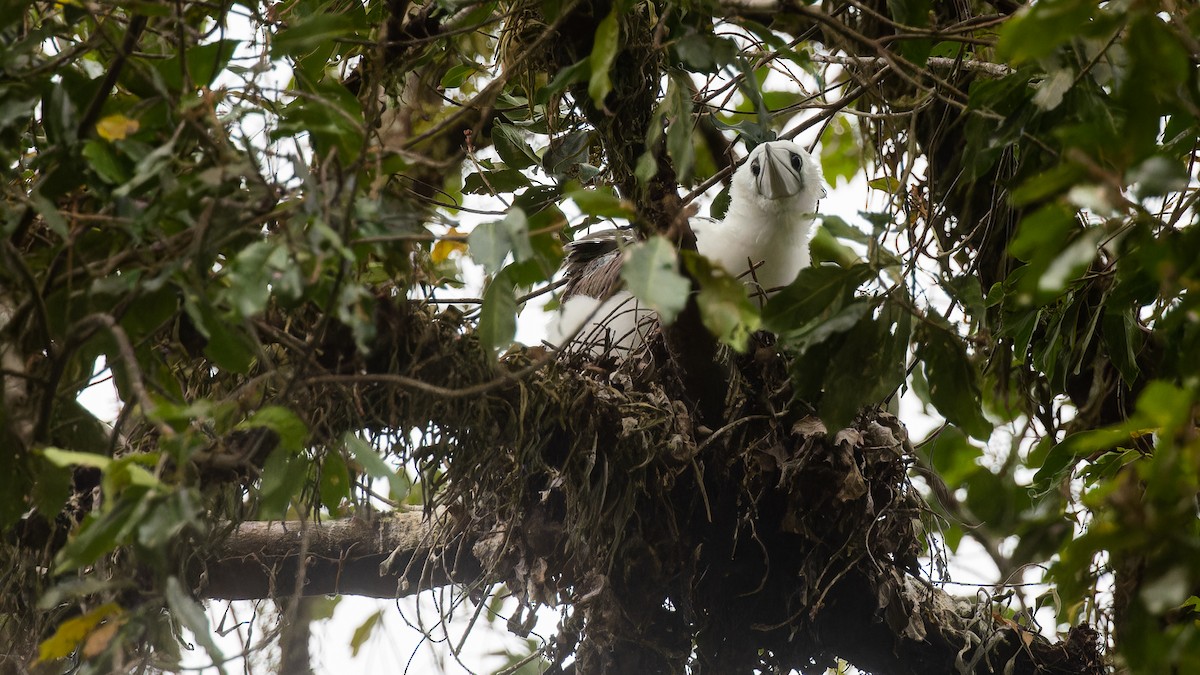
1,0 -> 1198,673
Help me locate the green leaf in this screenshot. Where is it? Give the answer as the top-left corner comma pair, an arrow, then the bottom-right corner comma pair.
272,14 -> 356,58
786,336 -> 840,403
185,39 -> 240,89
112,137 -> 176,198
781,300 -> 871,352
682,251 -> 761,351
923,426 -> 983,487
195,309 -> 256,372
542,130 -> 592,176
1032,69 -> 1074,110
946,274 -> 986,318
996,0 -> 1099,65
1128,156 -> 1189,199
492,123 -> 539,170
441,63 -> 476,89
42,447 -> 113,472
463,169 -> 533,195
137,491 -> 196,550
54,499 -> 138,573
319,451 -> 351,514
762,263 -> 874,334
915,323 -> 992,439
730,56 -> 773,135
1122,13 -> 1191,144
37,579 -> 121,612
469,208 -> 531,274
350,610 -> 383,656
31,455 -> 72,522
867,176 -> 902,194
1007,203 -> 1081,303
666,74 -> 695,183
258,445 -> 309,520
308,596 -> 342,622
964,467 -> 1013,527
635,148 -> 659,185
1009,163 -> 1088,206
621,236 -> 690,324
142,39 -> 241,94
538,58 -> 589,102
636,106 -> 666,186
31,192 -> 69,238
221,240 -> 289,318
819,301 -> 910,429
672,33 -> 738,72
274,78 -> 365,162
42,448 -> 162,491
1032,424 -> 1144,489
512,185 -> 563,216
820,117 -> 860,186
567,187 -> 633,219
709,186 -> 730,220
165,577 -> 228,675
1102,308 -> 1140,385
887,0 -> 933,64
806,223 -> 864,267
237,406 -> 308,453
344,433 -> 409,502
671,33 -> 714,72
82,140 -> 129,185
1038,228 -> 1101,295
478,265 -> 519,350
42,77 -> 82,148
1139,567 -> 1191,615
248,403 -> 312,514
120,285 -> 180,343
1134,380 -> 1193,432
588,10 -> 620,108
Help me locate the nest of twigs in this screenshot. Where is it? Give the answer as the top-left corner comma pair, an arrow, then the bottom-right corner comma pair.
287,295 -> 927,670
329,299 -> 927,672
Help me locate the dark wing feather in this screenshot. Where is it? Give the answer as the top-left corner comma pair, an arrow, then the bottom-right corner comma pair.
561,228 -> 636,300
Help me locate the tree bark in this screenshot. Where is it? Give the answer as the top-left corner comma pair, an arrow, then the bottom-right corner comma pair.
194,512 -> 488,600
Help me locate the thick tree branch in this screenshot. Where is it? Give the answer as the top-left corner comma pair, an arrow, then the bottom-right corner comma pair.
195,512 -> 490,600
193,512 -> 1102,675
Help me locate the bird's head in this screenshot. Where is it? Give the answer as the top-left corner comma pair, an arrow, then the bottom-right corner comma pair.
731,140 -> 827,211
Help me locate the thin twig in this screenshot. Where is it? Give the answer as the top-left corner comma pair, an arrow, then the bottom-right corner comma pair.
812,54 -> 1014,78
302,349 -> 556,399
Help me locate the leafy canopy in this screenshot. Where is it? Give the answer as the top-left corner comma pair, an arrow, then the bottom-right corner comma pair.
0,0 -> 1198,672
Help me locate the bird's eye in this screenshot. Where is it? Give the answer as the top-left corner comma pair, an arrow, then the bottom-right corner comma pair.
750,160 -> 760,177
790,153 -> 802,170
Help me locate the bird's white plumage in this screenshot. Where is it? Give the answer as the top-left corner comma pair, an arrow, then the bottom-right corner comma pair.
551,140 -> 826,354
548,292 -> 653,354
692,139 -> 826,294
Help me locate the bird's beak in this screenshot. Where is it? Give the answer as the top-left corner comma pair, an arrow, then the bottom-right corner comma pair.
757,144 -> 805,200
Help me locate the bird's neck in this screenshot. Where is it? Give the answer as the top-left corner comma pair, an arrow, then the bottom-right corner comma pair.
724,194 -> 818,291
728,195 -> 816,246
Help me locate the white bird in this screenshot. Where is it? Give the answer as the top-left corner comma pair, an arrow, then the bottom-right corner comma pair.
550,139 -> 826,354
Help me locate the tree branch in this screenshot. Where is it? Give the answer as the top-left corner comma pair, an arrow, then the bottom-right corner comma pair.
192,511 -> 1103,674
194,512 -> 490,600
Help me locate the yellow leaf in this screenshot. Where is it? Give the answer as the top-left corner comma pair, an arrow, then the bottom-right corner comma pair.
431,229 -> 467,263
95,114 -> 139,141
37,603 -> 123,663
